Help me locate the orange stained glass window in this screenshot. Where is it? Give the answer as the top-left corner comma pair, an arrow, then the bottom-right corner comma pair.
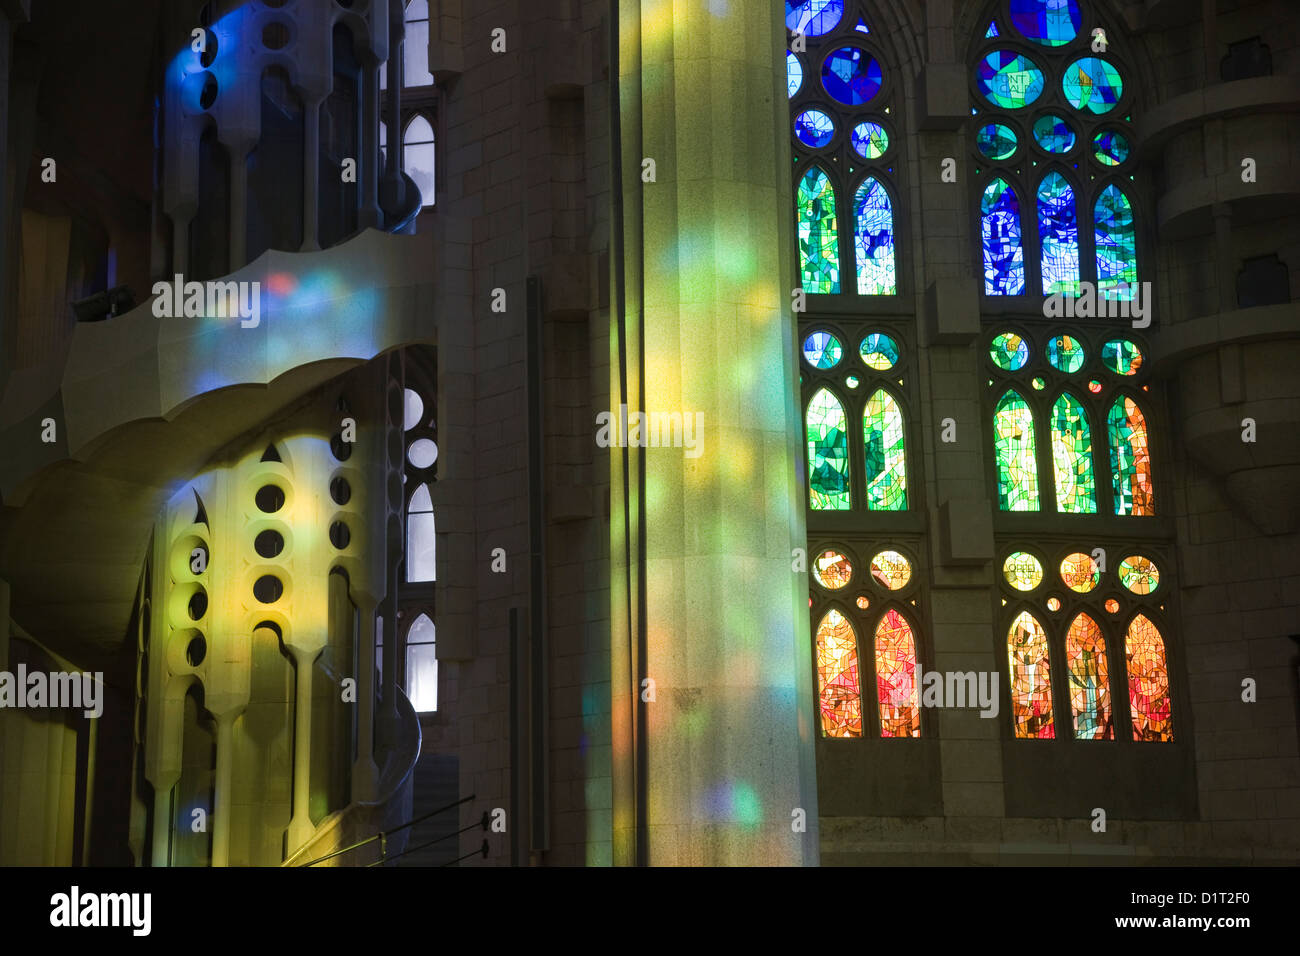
1109,395 -> 1154,515
1127,613 -> 1173,741
1065,612 -> 1111,739
875,608 -> 921,738
1008,610 -> 1054,738
816,609 -> 862,737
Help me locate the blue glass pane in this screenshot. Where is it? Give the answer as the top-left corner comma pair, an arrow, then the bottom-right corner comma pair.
854,17 -> 869,33
1093,129 -> 1131,166
981,179 -> 1025,295
787,51 -> 803,99
977,123 -> 1019,161
803,331 -> 843,369
786,0 -> 844,37
985,21 -> 1000,38
1032,114 -> 1076,153
795,109 -> 836,148
977,50 -> 1046,109
1010,0 -> 1081,46
1063,57 -> 1124,114
851,122 -> 889,159
1037,172 -> 1080,294
855,177 -> 896,295
822,47 -> 884,106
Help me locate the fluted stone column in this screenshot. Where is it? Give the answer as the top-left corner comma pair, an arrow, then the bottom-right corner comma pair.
610,0 -> 819,866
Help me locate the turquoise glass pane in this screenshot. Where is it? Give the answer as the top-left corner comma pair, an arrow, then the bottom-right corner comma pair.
977,50 -> 1045,109
797,166 -> 840,293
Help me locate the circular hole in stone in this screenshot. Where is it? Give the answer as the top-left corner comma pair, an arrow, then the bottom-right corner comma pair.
262,21 -> 291,49
199,73 -> 218,110
254,529 -> 284,559
330,476 -> 352,505
253,575 -> 284,604
188,589 -> 208,621
329,521 -> 351,549
186,635 -> 207,667
199,29 -> 218,67
330,433 -> 353,461
255,484 -> 285,513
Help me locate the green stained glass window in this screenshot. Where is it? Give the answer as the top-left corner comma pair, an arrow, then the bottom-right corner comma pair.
859,333 -> 900,370
990,332 -> 1030,370
803,331 -> 843,369
797,166 -> 840,293
1050,391 -> 1097,513
1095,184 -> 1137,299
807,388 -> 850,510
863,388 -> 907,510
1109,395 -> 1154,515
976,123 -> 1018,161
851,122 -> 889,160
1063,57 -> 1123,114
994,389 -> 1038,511
1003,551 -> 1043,591
1101,338 -> 1143,375
977,50 -> 1046,110
1093,129 -> 1130,166
1046,334 -> 1085,372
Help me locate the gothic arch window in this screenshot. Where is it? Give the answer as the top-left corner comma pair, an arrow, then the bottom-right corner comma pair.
381,0 -> 435,90
380,117 -> 437,209
399,353 -> 438,711
405,611 -> 437,712
789,2 -> 901,297
971,0 -> 1139,299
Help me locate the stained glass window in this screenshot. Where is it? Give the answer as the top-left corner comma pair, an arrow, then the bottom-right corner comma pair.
1126,614 -> 1173,741
1101,338 -> 1143,375
876,609 -> 921,737
1049,392 -> 1096,513
990,331 -> 1030,371
859,333 -> 900,370
816,608 -> 863,737
994,389 -> 1038,510
1065,612 -> 1111,739
1046,334 -> 1085,372
981,179 -> 1025,295
1093,129 -> 1130,166
1095,185 -> 1137,298
1108,395 -> 1153,515
870,550 -> 912,590
795,109 -> 836,149
1008,611 -> 1054,738
976,123 -> 1018,161
797,166 -> 840,293
1060,551 -> 1100,592
863,388 -> 907,510
1003,551 -> 1044,591
1118,555 -> 1159,594
787,51 -> 803,98
807,388 -> 850,510
814,549 -> 853,589
1032,114 -> 1075,153
1037,172 -> 1080,294
1010,0 -> 1081,46
822,47 -> 883,106
1063,56 -> 1124,114
803,331 -> 843,369
854,178 -> 897,294
851,122 -> 889,160
977,50 -> 1046,109
787,1 -> 844,38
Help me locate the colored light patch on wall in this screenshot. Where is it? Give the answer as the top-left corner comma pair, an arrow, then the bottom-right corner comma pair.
815,608 -> 863,737
822,47 -> 883,106
1051,392 -> 1096,513
1008,611 -> 1054,738
1003,551 -> 1044,591
851,121 -> 890,160
994,389 -> 1039,510
1037,172 -> 1080,294
1046,334 -> 1085,372
1066,613 -> 1112,739
976,50 -> 1045,110
1095,185 -> 1137,299
1063,56 -> 1124,114
860,332 -> 900,370
870,550 -> 912,590
1011,0 -> 1081,46
863,389 -> 907,510
1032,114 -> 1075,153
786,0 -> 843,37
787,50 -> 803,98
976,123 -> 1018,161
814,549 -> 853,590
1118,555 -> 1159,594
990,331 -> 1030,370
876,609 -> 921,737
795,109 -> 836,149
1093,129 -> 1130,166
854,177 -> 897,294
803,330 -> 843,369
807,388 -> 850,510
1101,338 -> 1143,375
981,178 -> 1026,295
797,166 -> 840,293
1109,395 -> 1154,515
1127,614 -> 1173,741
1060,551 -> 1100,592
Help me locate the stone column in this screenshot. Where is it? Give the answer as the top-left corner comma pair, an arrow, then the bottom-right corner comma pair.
610,0 -> 818,866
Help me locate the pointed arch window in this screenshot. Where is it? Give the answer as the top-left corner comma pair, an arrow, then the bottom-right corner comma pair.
815,608 -> 863,738
382,0 -> 435,90
1108,394 -> 1152,515
807,388 -> 851,510
1065,612 -> 1110,738
862,387 -> 906,510
981,178 -> 1025,295
1049,390 -> 1095,513
403,115 -> 436,208
994,388 -> 1038,510
405,611 -> 437,712
406,483 -> 435,582
1127,613 -> 1172,740
1008,610 -> 1054,738
875,608 -> 920,737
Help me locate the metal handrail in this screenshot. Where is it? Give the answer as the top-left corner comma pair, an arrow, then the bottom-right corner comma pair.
298,794 -> 476,867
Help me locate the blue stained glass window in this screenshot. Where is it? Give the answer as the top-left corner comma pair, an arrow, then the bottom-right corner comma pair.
1010,0 -> 1081,46
788,51 -> 803,99
1037,172 -> 1080,294
786,1 -> 843,37
851,122 -> 890,159
985,21 -> 1000,38
803,331 -> 843,369
822,47 -> 884,106
977,50 -> 1046,109
795,109 -> 836,148
1063,57 -> 1124,114
1093,129 -> 1131,166
855,177 -> 897,295
1032,114 -> 1076,153
854,18 -> 869,34
977,123 -> 1019,161
1095,184 -> 1137,299
982,178 -> 1025,295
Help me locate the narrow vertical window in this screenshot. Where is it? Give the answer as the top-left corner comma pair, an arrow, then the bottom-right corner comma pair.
875,609 -> 920,738
405,612 -> 437,712
862,388 -> 906,510
981,178 -> 1025,295
1126,614 -> 1172,741
1108,395 -> 1153,515
798,166 -> 840,294
1037,172 -> 1079,294
1050,391 -> 1096,513
994,389 -> 1038,511
406,483 -> 435,582
807,388 -> 850,510
854,177 -> 896,294
816,608 -> 863,738
1095,184 -> 1137,298
1065,612 -> 1111,739
1008,611 -> 1054,738
403,115 -> 436,208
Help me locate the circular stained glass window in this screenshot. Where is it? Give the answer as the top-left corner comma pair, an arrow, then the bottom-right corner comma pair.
851,121 -> 890,160
1060,552 -> 1100,593
977,50 -> 1045,110
1094,129 -> 1130,166
408,439 -> 438,469
822,47 -> 883,106
1088,379 -> 1103,393
803,331 -> 843,369
1046,334 -> 1085,372
1063,57 -> 1123,114
990,332 -> 1030,371
1118,555 -> 1159,594
1032,114 -> 1075,153
1010,0 -> 1081,47
1003,551 -> 1043,591
845,375 -> 860,389
871,550 -> 912,590
813,549 -> 853,589
1031,376 -> 1046,390
786,0 -> 843,37
1046,596 -> 1061,611
856,595 -> 870,610
976,123 -> 1018,161
1101,339 -> 1143,375
795,109 -> 836,148
787,51 -> 803,98
1104,598 -> 1120,614
860,333 -> 900,370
